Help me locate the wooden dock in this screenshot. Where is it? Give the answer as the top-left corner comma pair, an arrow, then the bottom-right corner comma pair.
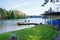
17,22 -> 40,25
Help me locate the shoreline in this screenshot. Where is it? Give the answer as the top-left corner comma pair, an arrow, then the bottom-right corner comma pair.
0,25 -> 58,40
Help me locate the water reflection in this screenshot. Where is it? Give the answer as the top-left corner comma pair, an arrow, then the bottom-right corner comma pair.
0,18 -> 44,33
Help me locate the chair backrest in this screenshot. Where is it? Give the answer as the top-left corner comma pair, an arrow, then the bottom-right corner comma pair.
28,20 -> 30,22
10,36 -> 17,40
10,33 -> 18,40
25,20 -> 26,22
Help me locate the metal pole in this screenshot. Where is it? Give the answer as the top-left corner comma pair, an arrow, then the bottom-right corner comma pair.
51,14 -> 52,25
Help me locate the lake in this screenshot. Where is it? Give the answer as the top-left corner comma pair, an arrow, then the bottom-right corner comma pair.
0,18 -> 45,33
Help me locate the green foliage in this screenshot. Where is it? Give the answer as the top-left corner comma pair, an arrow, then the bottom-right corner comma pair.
0,25 -> 58,40
0,8 -> 27,19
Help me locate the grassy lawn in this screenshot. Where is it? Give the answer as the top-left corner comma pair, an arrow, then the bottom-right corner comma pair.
0,25 -> 58,40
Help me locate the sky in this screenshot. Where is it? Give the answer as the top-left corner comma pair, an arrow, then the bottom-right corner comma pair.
0,0 -> 60,15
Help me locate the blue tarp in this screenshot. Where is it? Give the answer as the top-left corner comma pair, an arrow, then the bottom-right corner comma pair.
47,20 -> 60,25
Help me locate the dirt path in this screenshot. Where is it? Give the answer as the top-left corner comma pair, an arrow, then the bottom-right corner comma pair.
55,30 -> 60,40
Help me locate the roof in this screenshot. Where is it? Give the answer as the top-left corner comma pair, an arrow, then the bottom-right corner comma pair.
42,12 -> 60,15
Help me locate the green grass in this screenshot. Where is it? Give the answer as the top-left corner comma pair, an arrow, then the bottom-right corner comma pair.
0,25 -> 58,40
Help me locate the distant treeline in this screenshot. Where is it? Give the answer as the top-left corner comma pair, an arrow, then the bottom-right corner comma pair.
0,8 -> 27,19
28,16 -> 42,18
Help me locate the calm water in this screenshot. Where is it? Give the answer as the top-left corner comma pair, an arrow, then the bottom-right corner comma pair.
0,18 -> 45,33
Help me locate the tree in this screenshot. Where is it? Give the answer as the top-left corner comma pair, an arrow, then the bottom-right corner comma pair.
2,9 -> 8,19
11,11 -> 15,19
0,8 -> 3,19
13,10 -> 20,18
42,0 -> 59,6
0,8 -> 27,19
42,0 -> 49,6
7,11 -> 11,19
